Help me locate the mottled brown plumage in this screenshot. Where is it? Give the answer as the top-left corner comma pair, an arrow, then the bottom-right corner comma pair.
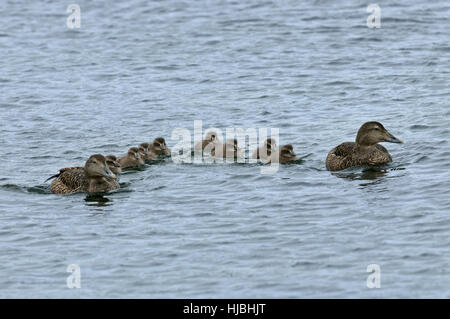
326,121 -> 403,171
118,147 -> 145,169
49,154 -> 119,194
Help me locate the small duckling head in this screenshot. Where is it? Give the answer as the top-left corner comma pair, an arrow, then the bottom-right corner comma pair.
356,122 -> 403,146
85,154 -> 115,179
105,155 -> 122,175
128,147 -> 141,160
205,131 -> 218,142
280,144 -> 297,160
152,137 -> 168,154
139,143 -> 150,157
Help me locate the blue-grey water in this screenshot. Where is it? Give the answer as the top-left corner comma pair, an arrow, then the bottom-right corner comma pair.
1,0 -> 449,298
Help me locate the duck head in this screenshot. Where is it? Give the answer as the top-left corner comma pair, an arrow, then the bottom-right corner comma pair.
205,131 -> 218,142
356,122 -> 403,146
152,137 -> 169,155
280,144 -> 297,161
139,143 -> 150,158
128,147 -> 144,164
85,154 -> 116,179
105,155 -> 122,175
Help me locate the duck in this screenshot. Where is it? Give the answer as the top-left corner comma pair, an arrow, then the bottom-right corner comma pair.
194,131 -> 221,153
49,154 -> 119,194
118,147 -> 145,169
252,138 -> 277,162
105,155 -> 122,175
46,154 -> 122,183
211,138 -> 243,159
138,143 -> 151,161
326,121 -> 403,171
267,144 -> 298,164
147,137 -> 171,159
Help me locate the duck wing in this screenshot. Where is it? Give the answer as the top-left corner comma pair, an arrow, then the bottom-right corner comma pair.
44,166 -> 84,182
50,168 -> 87,194
333,142 -> 356,157
326,142 -> 356,171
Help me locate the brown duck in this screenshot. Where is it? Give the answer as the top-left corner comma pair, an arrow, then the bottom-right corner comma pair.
138,143 -> 151,161
194,131 -> 221,152
105,155 -> 122,175
326,121 -> 403,171
211,138 -> 243,159
147,137 -> 171,159
267,144 -> 298,164
118,147 -> 145,169
48,154 -> 119,194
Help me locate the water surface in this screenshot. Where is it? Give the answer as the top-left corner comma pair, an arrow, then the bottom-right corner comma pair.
0,0 -> 449,298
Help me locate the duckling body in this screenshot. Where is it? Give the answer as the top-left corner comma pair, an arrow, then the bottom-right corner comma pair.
194,131 -> 221,153
252,138 -> 277,162
211,138 -> 243,159
49,154 -> 119,194
326,122 -> 403,171
119,147 -> 145,169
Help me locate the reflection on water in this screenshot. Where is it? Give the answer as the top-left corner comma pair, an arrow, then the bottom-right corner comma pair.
331,166 -> 407,186
85,194 -> 112,207
332,166 -> 388,181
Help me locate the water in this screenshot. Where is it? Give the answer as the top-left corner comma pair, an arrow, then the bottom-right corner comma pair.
0,0 -> 449,298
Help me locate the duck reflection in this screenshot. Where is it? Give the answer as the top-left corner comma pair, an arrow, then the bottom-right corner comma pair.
84,194 -> 112,207
332,166 -> 388,183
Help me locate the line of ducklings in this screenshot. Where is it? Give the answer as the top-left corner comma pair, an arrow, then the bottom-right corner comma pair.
47,137 -> 171,194
46,121 -> 403,194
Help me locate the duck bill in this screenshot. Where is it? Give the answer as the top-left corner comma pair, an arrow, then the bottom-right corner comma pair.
385,133 -> 403,144
103,167 -> 116,179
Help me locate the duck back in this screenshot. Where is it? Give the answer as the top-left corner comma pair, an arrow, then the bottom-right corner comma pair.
326,142 -> 392,171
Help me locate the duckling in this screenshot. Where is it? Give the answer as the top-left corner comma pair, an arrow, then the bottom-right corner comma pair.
267,144 -> 298,164
326,121 -> 403,171
118,147 -> 145,169
211,138 -> 243,159
194,131 -> 221,152
138,143 -> 151,161
148,137 -> 171,158
49,154 -> 119,194
105,155 -> 122,175
252,138 -> 277,161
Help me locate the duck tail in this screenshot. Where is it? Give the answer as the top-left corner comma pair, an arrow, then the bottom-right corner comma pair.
44,173 -> 60,183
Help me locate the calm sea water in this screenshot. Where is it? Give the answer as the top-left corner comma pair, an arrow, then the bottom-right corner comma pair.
0,0 -> 449,298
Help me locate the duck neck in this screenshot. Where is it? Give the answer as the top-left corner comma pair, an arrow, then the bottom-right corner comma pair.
355,142 -> 376,152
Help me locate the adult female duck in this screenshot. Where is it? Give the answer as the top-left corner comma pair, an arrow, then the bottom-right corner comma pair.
48,154 -> 119,194
326,122 -> 403,171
